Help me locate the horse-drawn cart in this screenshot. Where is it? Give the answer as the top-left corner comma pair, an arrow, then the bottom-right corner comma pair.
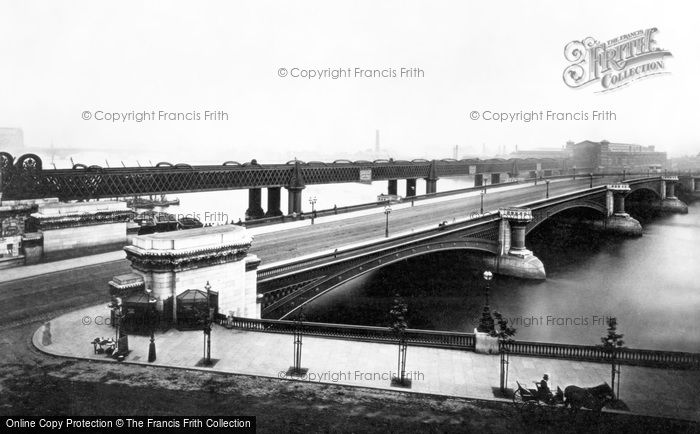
512,379 -> 615,421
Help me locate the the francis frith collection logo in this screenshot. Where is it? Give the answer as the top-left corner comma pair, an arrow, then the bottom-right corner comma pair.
563,28 -> 671,92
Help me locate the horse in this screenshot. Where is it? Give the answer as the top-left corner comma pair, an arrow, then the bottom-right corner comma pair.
563,382 -> 615,416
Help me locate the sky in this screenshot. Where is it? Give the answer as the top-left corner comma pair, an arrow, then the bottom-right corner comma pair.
0,0 -> 698,164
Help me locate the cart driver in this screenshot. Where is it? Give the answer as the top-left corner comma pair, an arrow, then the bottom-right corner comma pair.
538,374 -> 552,401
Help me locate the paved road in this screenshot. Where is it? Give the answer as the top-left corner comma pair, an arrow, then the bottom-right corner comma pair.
249,177 -> 609,264
0,261 -> 130,329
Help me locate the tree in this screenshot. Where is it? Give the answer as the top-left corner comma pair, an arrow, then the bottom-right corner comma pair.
389,293 -> 410,388
491,311 -> 516,394
600,317 -> 624,399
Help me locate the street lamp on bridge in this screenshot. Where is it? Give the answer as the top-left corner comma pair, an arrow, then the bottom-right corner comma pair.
545,179 -> 550,199
480,189 -> 486,214
477,270 -> 495,333
384,204 -> 392,238
308,196 -> 317,224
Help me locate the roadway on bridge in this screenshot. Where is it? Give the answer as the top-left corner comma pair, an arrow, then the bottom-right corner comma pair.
249,177 -> 609,265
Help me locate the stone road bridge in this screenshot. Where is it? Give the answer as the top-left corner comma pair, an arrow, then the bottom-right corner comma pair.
258,176 -> 693,319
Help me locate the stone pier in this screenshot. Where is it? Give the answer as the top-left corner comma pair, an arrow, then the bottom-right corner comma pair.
387,179 -> 398,196
604,183 -> 643,236
121,225 -> 260,327
265,187 -> 283,217
424,160 -> 439,194
286,160 -> 305,216
484,207 -> 546,280
245,188 -> 265,220
405,179 -> 417,197
658,176 -> 688,214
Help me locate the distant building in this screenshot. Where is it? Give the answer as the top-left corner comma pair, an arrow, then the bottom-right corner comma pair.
669,155 -> 700,172
509,149 -> 571,160
566,140 -> 666,172
0,128 -> 24,150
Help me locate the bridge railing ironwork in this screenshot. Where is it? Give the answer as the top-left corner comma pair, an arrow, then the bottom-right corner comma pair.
219,316 -> 476,350
506,340 -> 700,370
219,316 -> 699,369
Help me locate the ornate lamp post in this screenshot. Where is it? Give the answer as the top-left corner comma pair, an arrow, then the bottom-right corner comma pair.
384,204 -> 392,238
477,270 -> 495,333
203,281 -> 213,365
286,307 -> 308,377
589,173 -> 594,188
480,189 -> 486,214
308,196 -> 317,224
146,288 -> 157,363
545,179 -> 550,198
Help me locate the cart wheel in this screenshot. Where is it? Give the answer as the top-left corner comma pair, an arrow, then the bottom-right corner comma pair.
512,389 -> 526,412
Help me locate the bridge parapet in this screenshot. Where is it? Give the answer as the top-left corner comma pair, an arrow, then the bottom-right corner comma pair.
661,176 -> 679,182
605,183 -> 631,192
499,207 -> 533,223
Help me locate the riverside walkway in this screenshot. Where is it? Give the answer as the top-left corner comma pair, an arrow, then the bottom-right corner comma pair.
35,305 -> 700,422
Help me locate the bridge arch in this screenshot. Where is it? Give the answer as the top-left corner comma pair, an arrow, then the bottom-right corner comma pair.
272,239 -> 498,319
526,201 -> 606,235
627,185 -> 663,200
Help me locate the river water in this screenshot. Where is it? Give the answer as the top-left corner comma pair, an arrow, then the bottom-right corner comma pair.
300,199 -> 700,353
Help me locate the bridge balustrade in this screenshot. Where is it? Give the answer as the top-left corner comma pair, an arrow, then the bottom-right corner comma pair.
506,340 -> 700,370
220,316 -> 476,349
220,316 -> 699,369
